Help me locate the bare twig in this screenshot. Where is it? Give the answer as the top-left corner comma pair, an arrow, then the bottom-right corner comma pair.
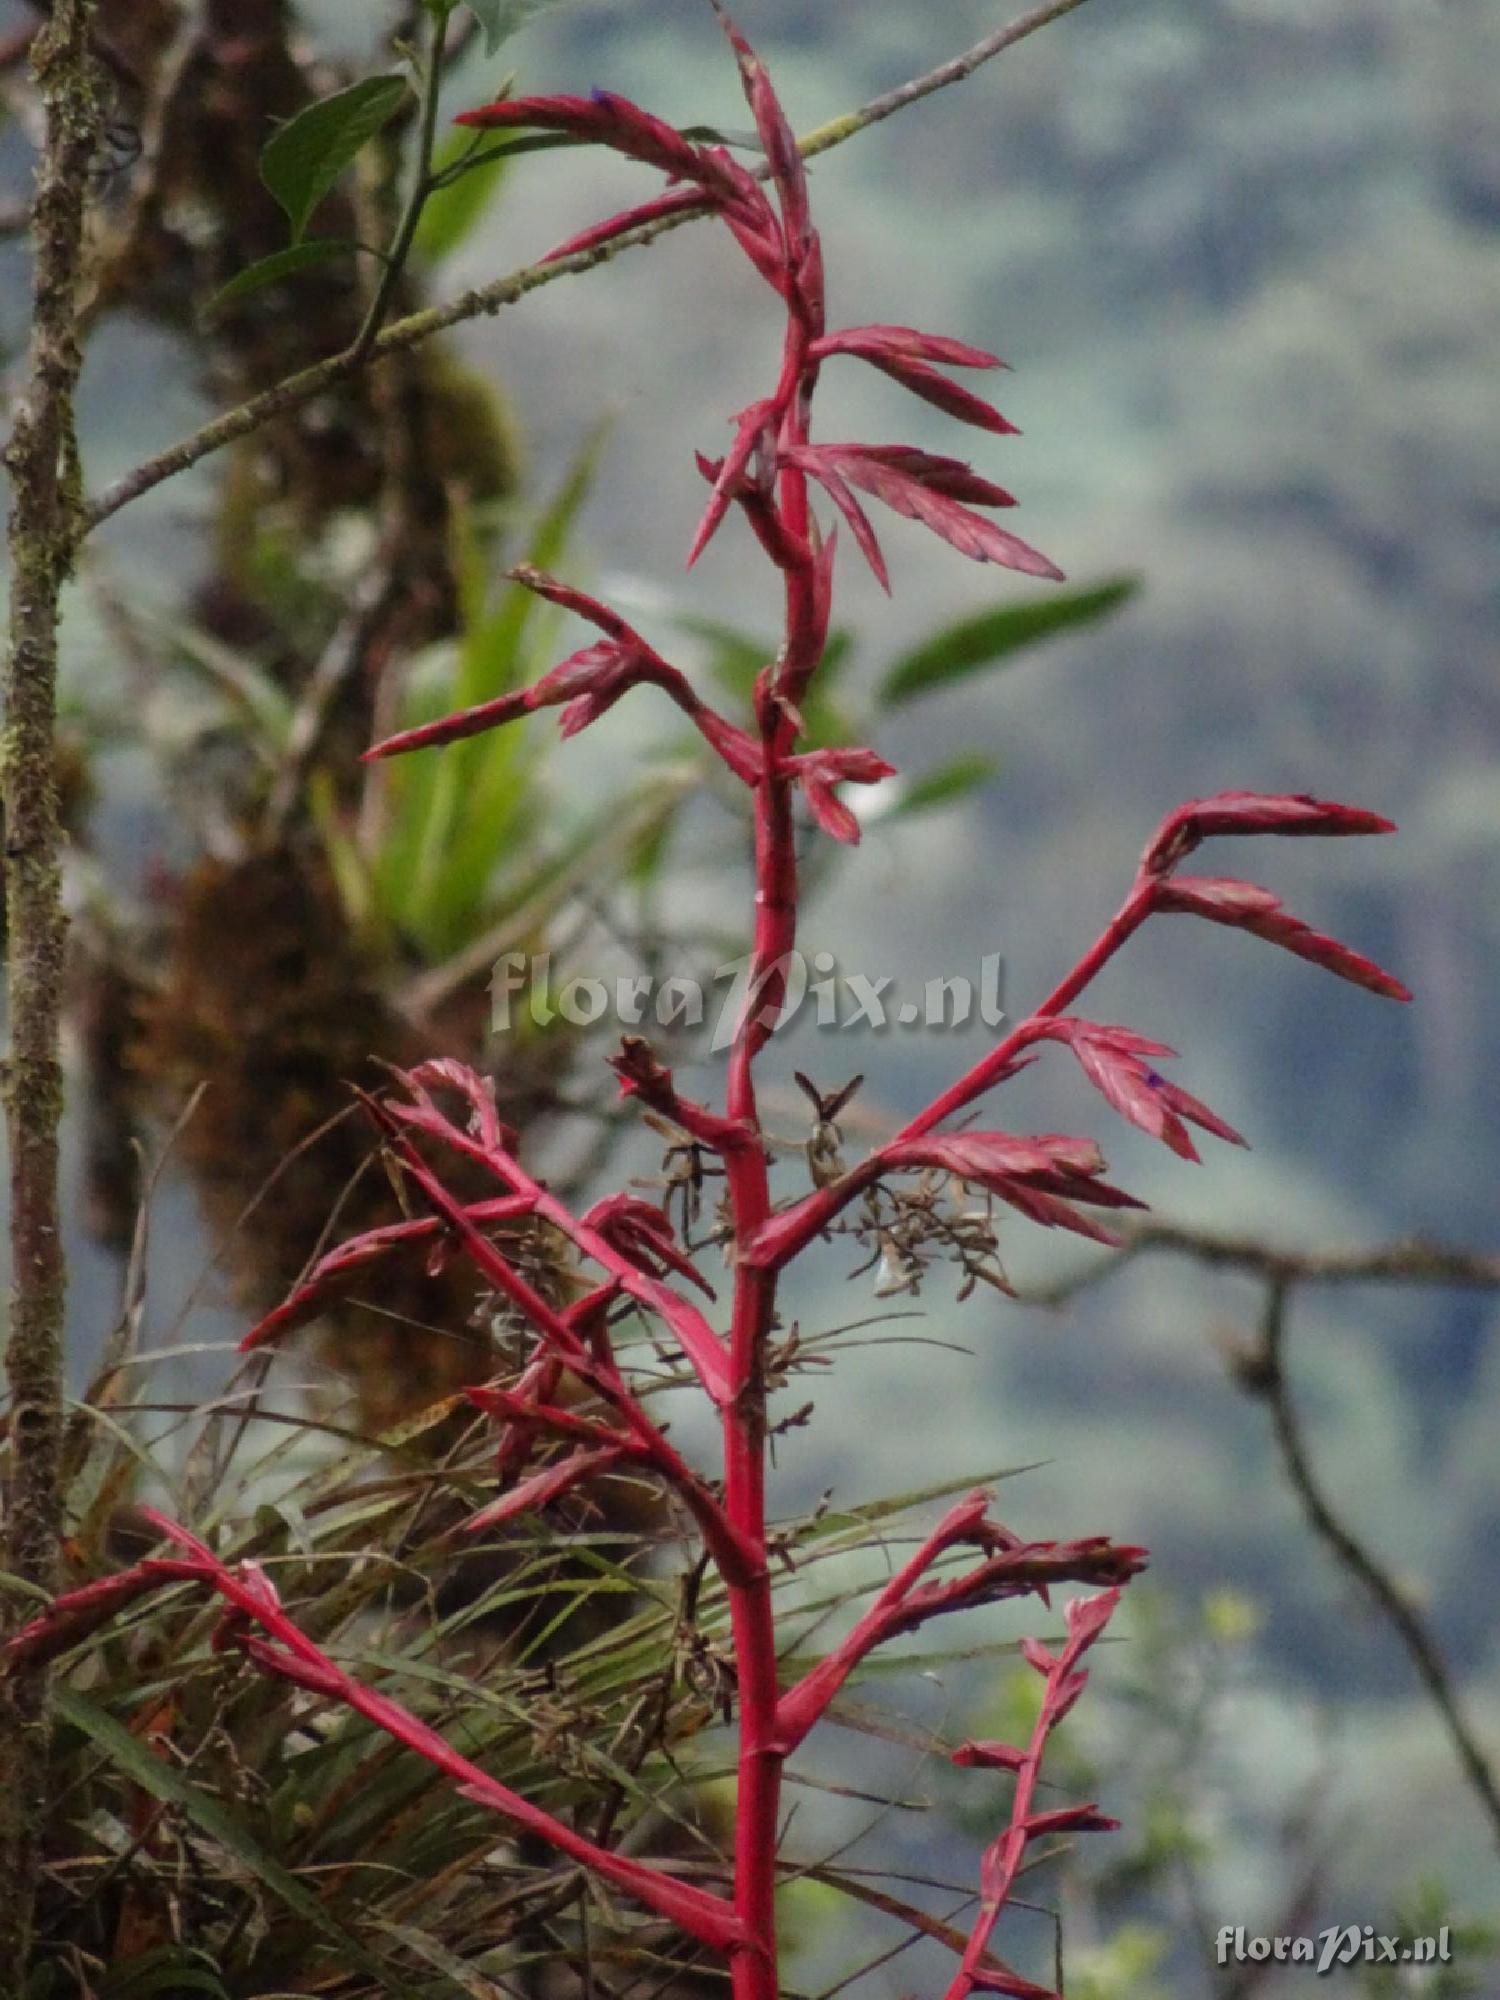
1246,1280 -> 1500,1854
0,0 -> 104,1970
1032,1221 -> 1500,1853
795,0 -> 1091,159
1024,1219 -> 1500,1306
80,0 -> 1094,533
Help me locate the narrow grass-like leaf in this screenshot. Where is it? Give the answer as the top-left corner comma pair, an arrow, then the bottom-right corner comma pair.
879,576 -> 1139,708
894,753 -> 999,815
54,1687 -> 420,1993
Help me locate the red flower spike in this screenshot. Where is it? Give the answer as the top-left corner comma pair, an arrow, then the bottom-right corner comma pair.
239,1195 -> 536,1351
1143,790 -> 1399,875
1,1558 -> 211,1673
364,640 -> 639,760
1152,875 -> 1412,1001
132,1513 -> 745,1953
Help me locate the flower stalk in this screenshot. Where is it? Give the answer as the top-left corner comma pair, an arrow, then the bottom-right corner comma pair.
4,15 -> 1409,1994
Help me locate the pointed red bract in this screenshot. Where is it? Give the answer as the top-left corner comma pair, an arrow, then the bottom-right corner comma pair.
781,444 -> 890,589
688,399 -> 777,567
455,91 -> 739,203
951,1740 -> 1029,1772
811,327 -> 1016,434
1143,790 -> 1399,874
1038,1017 -> 1246,1160
812,325 -> 1006,371
794,443 -> 1062,579
1152,875 -> 1411,1000
712,3 -> 812,260
886,1130 -> 1144,1245
546,185 -> 708,262
787,745 -> 896,844
582,1192 -> 715,1297
464,1445 -> 628,1534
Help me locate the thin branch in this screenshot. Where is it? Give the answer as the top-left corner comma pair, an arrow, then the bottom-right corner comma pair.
1024,1216 -> 1500,1847
1246,1280 -> 1500,1854
1023,1220 -> 1500,1308
348,1 -> 449,365
794,0 -> 1092,161
79,0 -> 1095,534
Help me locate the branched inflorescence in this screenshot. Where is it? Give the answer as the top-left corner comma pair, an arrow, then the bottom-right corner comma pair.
5,16 -> 1408,1997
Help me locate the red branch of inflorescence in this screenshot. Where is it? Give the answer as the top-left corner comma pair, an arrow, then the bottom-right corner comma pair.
3,14 -> 1409,1997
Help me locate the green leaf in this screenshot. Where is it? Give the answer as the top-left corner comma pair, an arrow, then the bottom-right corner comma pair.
207,237 -> 362,312
53,1687 -> 420,1996
414,133 -> 511,263
878,574 -> 1141,708
894,752 -> 998,816
464,0 -> 571,58
260,75 -> 410,243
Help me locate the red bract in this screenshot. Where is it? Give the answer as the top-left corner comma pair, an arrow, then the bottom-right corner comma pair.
786,745 -> 896,844
787,442 -> 1062,580
1143,788 -> 1399,874
1152,874 -> 1411,999
463,1444 -> 629,1534
582,1192 -> 716,1296
454,91 -> 746,207
886,1131 -> 1146,1246
1036,1017 -> 1247,1161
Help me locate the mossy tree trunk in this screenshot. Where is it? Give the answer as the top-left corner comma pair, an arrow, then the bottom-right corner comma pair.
1,0 -> 103,1977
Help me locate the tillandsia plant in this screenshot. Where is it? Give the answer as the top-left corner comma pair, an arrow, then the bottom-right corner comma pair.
5,14 -> 1411,1997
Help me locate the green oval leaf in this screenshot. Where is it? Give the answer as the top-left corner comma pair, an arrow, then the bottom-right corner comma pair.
260,74 -> 410,242
207,237 -> 362,312
878,574 -> 1141,709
